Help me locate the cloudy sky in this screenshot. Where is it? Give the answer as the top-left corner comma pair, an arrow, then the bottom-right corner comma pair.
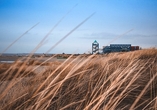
0,0 -> 157,54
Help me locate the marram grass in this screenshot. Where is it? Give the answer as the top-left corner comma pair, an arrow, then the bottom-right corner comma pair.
0,49 -> 157,110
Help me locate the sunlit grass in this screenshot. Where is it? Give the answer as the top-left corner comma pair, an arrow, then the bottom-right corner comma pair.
0,48 -> 157,109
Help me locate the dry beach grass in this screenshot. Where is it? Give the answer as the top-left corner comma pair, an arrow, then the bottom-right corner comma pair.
0,48 -> 157,110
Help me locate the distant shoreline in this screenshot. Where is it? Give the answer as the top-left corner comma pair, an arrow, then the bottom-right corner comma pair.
0,55 -> 69,63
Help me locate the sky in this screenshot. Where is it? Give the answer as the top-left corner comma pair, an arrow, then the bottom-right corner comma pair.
0,0 -> 157,54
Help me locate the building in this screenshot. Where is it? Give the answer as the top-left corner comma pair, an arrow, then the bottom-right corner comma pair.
92,41 -> 140,54
103,44 -> 139,53
92,40 -> 99,54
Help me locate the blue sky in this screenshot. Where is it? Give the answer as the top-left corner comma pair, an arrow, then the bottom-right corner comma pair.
0,0 -> 157,54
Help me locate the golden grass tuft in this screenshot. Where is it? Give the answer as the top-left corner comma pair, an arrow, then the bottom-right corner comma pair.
0,49 -> 157,110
